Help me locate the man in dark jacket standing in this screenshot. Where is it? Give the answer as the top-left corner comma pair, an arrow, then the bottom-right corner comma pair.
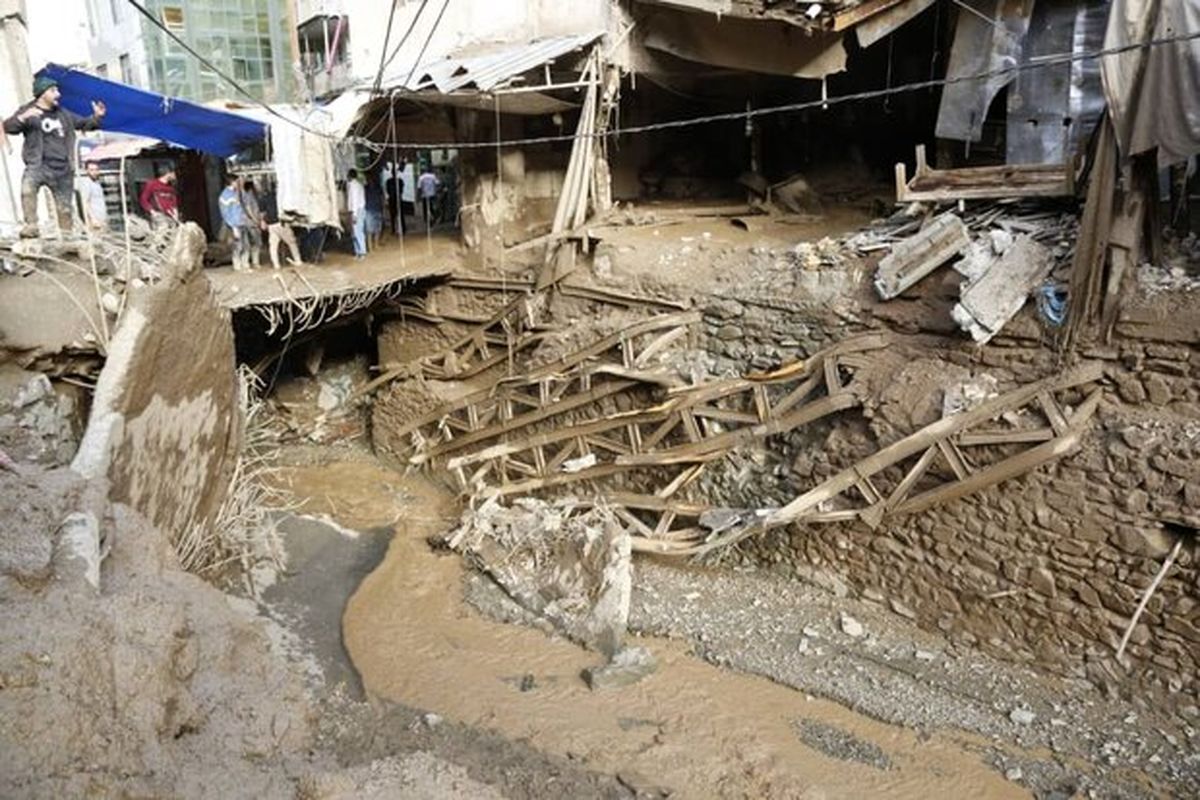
3,76 -> 106,238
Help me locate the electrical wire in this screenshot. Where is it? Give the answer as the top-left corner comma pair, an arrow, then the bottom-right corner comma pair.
371,1 -> 402,94
120,0 -> 1200,156
379,0 -> 432,77
401,0 -> 452,91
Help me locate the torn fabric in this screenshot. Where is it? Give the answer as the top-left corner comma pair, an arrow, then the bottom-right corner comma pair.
1102,0 -> 1200,166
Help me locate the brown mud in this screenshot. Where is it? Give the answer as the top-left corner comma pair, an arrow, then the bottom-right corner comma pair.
277,455 -> 1029,799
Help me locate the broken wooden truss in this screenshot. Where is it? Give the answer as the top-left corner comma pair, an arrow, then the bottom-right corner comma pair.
614,362 -> 1104,556
370,284 -> 1104,559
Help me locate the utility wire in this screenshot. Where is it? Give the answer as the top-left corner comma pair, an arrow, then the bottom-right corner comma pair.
383,28 -> 1200,151
118,1 -> 1200,156
379,0 -> 431,77
401,0 -> 452,91
371,1 -> 402,94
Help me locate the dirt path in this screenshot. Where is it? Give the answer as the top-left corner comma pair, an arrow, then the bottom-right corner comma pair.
280,456 -> 1025,799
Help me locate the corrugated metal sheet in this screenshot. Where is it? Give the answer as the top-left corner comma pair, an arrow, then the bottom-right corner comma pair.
382,31 -> 602,94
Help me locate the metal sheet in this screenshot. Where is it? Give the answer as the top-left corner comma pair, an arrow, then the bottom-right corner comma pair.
935,0 -> 1034,143
81,135 -> 163,162
382,32 -> 603,94
1006,0 -> 1078,165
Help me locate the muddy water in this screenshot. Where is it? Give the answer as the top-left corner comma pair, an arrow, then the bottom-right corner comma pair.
286,458 -> 1024,799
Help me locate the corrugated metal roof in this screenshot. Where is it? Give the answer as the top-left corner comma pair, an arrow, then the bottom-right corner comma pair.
382,31 -> 603,94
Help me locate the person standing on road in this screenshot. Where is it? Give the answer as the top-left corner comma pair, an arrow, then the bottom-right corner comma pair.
139,166 -> 179,227
417,166 -> 440,230
365,169 -> 384,252
241,179 -> 264,269
78,161 -> 108,232
219,174 -> 251,271
259,185 -> 303,270
346,168 -> 366,259
3,75 -> 106,238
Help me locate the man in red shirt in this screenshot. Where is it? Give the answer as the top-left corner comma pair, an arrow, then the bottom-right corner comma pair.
139,167 -> 179,226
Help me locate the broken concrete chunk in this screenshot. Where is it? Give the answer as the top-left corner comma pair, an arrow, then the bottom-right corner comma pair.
839,613 -> 865,638
444,498 -> 632,656
874,212 -> 970,300
583,646 -> 657,690
952,235 -> 1053,344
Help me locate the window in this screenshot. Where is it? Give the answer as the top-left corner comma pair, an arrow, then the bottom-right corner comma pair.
119,54 -> 132,85
96,64 -> 108,78
109,0 -> 120,24
161,6 -> 185,32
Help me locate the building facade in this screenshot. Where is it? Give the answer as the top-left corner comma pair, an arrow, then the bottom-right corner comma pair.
85,0 -> 296,102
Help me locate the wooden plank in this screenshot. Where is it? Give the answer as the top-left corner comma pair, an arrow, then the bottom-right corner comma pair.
763,364 -> 1103,528
896,390 -> 1101,515
1037,391 -> 1070,436
958,428 -> 1055,446
937,439 -> 971,480
833,0 -> 909,31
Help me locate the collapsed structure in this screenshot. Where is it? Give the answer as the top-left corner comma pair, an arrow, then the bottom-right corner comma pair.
1,0 -> 1199,796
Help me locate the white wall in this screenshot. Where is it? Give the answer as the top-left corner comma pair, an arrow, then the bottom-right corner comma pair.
26,0 -> 90,70
347,0 -> 612,85
84,0 -> 150,88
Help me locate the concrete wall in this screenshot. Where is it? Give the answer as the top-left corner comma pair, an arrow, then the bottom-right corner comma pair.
73,225 -> 239,546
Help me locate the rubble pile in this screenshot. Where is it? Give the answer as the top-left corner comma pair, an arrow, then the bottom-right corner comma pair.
442,497 -> 633,658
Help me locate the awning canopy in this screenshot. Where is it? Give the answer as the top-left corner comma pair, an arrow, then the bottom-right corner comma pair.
36,64 -> 269,157
81,134 -> 166,162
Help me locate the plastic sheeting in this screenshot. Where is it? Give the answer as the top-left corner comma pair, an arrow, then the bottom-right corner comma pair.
36,64 -> 267,157
1102,0 -> 1200,166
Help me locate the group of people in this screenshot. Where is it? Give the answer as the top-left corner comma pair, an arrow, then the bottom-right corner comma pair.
218,174 -> 302,272
344,164 -> 442,259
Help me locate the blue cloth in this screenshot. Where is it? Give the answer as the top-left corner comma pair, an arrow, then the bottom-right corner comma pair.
1036,283 -> 1067,327
36,64 -> 267,157
219,186 -> 246,229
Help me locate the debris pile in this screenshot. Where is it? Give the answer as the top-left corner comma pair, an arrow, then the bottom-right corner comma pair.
443,497 -> 633,657
868,202 -> 1076,340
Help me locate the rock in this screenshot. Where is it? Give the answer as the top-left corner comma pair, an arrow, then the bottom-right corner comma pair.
1009,707 -> 1036,725
1113,372 -> 1147,404
583,646 -> 657,690
914,649 -> 937,662
1028,567 -> 1057,599
421,712 -> 443,728
1142,373 -> 1172,405
839,613 -> 865,638
889,598 -> 918,620
1004,766 -> 1023,782
715,325 -> 743,341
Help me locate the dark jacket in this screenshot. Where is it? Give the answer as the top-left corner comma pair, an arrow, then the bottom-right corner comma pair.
3,103 -> 101,173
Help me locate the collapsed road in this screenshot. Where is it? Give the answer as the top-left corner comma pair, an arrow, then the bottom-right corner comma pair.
1,0 -> 1199,795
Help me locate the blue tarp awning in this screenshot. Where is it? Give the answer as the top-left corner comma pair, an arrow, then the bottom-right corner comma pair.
36,64 -> 269,157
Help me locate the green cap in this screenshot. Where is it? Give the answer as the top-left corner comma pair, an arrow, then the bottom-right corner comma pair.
32,75 -> 58,99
